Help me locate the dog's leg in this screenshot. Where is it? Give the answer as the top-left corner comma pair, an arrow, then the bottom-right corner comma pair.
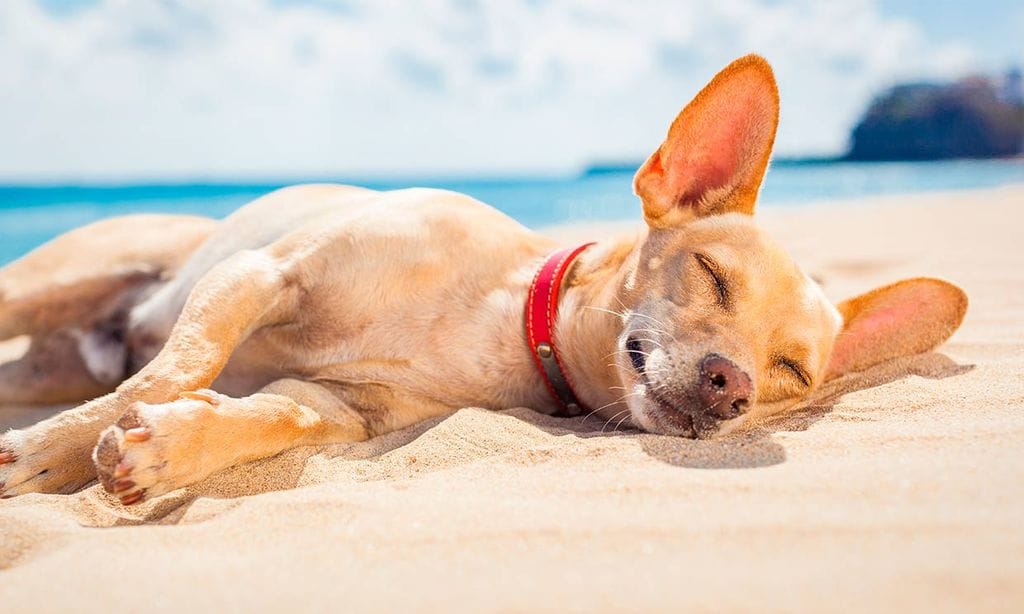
92,379 -> 370,504
0,214 -> 214,340
0,332 -> 108,405
0,250 -> 300,496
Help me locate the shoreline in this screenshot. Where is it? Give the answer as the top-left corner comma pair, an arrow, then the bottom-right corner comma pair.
1,155 -> 1022,189
545,182 -> 1024,244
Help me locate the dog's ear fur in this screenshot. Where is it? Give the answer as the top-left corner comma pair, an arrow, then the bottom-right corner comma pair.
825,278 -> 968,380
634,54 -> 779,228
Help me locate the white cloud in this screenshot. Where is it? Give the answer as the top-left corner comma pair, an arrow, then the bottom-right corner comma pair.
0,0 -> 983,180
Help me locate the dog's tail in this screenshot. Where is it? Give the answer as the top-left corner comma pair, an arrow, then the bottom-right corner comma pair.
0,214 -> 216,403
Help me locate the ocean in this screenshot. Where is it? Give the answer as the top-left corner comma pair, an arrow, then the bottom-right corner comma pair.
1,159 -> 1022,265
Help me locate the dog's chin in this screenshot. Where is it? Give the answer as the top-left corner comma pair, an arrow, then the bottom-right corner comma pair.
627,391 -> 696,438
623,383 -> 747,439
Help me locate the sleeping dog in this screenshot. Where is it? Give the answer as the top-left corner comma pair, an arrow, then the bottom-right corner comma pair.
0,55 -> 966,504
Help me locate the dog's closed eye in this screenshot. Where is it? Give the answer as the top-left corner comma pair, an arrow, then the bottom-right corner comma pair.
694,253 -> 729,307
776,356 -> 812,388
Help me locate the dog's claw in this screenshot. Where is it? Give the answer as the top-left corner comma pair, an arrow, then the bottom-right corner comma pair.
112,478 -> 135,493
124,428 -> 150,443
113,461 -> 133,479
120,490 -> 146,505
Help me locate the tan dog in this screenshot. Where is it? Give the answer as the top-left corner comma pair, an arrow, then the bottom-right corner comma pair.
0,55 -> 966,504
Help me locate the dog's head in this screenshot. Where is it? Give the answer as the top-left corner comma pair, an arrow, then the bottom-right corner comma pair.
607,55 -> 967,438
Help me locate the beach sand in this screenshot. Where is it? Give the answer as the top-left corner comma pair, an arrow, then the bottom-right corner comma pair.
1,185 -> 1023,612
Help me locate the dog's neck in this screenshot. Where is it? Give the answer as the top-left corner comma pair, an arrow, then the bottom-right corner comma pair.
546,230 -> 644,418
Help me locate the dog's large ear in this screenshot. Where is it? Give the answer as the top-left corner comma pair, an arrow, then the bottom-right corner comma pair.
825,278 -> 968,380
634,54 -> 779,229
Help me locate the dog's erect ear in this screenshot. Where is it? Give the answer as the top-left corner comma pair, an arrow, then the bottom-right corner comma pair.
634,54 -> 779,229
825,278 -> 968,380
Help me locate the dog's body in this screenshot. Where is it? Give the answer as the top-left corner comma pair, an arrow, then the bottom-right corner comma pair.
0,56 -> 966,504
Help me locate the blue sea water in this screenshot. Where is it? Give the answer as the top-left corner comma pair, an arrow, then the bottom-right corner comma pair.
0,159 -> 1021,265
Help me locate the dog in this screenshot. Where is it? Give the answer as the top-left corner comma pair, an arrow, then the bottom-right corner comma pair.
0,55 -> 967,505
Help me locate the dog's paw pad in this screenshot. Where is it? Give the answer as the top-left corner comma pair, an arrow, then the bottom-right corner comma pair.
115,406 -> 144,430
94,397 -> 216,506
95,404 -> 159,505
94,429 -> 123,485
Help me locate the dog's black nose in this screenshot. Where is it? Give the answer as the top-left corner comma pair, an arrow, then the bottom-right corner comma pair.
697,354 -> 752,420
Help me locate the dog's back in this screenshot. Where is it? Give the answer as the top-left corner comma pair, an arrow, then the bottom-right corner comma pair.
123,185 -> 378,372
0,183 -> 550,405
125,184 -> 556,403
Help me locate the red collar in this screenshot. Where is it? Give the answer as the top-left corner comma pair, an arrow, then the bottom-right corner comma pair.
525,243 -> 595,417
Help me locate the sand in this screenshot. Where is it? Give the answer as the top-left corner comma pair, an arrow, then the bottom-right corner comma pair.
1,185 -> 1023,612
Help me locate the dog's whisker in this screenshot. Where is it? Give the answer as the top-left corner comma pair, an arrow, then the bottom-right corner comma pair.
627,326 -> 668,334
582,305 -> 627,320
603,348 -> 658,361
582,305 -> 677,356
581,391 -> 637,422
627,336 -> 667,349
602,409 -> 631,433
613,296 -> 671,330
628,327 -> 680,345
588,390 -> 643,419
600,409 -> 629,430
602,338 -> 667,361
615,334 -> 668,349
699,397 -> 728,416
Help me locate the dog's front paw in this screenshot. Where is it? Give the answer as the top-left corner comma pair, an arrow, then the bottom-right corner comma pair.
94,392 -> 220,505
1,423 -> 99,497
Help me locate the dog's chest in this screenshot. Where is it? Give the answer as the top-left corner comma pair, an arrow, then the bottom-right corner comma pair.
252,250 -> 547,408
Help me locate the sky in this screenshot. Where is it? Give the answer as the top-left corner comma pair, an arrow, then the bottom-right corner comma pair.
0,0 -> 1021,181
